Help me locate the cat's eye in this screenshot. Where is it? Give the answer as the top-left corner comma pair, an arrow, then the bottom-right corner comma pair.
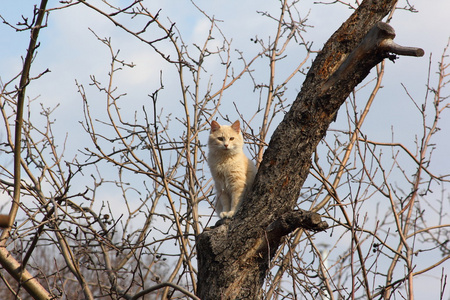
218,137 -> 224,141
229,137 -> 234,141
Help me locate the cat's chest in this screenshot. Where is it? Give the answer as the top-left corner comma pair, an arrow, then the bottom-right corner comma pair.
210,154 -> 244,176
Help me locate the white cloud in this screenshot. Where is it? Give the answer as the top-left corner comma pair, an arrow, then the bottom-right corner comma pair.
1,1 -> 449,298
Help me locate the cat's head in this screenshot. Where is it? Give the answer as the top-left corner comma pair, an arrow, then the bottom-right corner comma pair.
208,120 -> 244,153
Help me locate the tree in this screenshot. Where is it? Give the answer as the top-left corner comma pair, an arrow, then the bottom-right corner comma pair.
0,0 -> 449,299
196,1 -> 427,298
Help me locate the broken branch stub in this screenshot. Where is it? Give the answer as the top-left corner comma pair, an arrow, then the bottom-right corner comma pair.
377,22 -> 425,57
322,21 -> 424,92
266,210 -> 328,242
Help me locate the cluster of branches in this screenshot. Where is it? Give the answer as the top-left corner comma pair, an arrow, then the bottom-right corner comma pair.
0,0 -> 449,299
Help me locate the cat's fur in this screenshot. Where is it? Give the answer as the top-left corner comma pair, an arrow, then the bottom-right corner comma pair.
208,120 -> 257,219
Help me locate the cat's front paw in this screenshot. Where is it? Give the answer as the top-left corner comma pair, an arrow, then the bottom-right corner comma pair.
220,210 -> 235,219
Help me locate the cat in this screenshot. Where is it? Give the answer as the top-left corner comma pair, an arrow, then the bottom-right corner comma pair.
208,120 -> 257,219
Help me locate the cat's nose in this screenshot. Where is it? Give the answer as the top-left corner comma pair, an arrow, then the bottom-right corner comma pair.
224,144 -> 228,148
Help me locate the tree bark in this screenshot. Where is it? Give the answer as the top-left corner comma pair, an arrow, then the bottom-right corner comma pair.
196,0 -> 424,299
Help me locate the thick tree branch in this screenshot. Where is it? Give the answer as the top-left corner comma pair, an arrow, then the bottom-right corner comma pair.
1,0 -> 48,237
0,247 -> 51,300
0,1 -> 53,299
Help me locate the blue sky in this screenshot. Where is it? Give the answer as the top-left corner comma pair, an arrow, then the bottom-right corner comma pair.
1,0 -> 449,298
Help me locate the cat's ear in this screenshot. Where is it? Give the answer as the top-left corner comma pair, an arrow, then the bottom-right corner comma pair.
211,120 -> 221,132
231,120 -> 240,133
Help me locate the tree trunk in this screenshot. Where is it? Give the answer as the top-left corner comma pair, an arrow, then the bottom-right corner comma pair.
196,0 -> 424,299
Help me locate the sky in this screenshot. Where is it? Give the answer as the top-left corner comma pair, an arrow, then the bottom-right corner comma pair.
2,0 -> 449,160
1,0 -> 449,298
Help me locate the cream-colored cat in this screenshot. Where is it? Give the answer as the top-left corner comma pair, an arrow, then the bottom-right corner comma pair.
208,120 -> 257,219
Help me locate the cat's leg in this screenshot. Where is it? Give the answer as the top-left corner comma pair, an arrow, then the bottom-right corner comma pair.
215,183 -> 232,218
219,192 -> 231,219
228,181 -> 246,218
214,183 -> 224,217
215,196 -> 223,217
216,188 -> 231,219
